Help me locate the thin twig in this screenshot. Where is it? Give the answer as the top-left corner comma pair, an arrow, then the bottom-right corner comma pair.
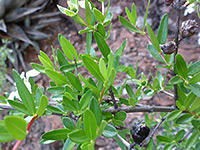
160,90 -> 174,98
116,134 -> 131,149
109,86 -> 118,109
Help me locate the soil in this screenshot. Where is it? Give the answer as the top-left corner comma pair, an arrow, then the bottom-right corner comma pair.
1,0 -> 200,150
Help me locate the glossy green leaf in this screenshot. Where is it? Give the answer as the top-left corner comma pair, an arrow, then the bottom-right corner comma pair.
85,0 -> 92,25
102,124 -> 117,138
143,0 -> 150,31
185,92 -> 197,108
94,32 -> 111,59
166,110 -> 182,121
56,48 -> 69,67
79,90 -> 93,110
47,87 -> 65,94
90,97 -> 102,126
62,117 -> 76,130
93,8 -> 104,23
99,58 -> 107,80
63,96 -> 78,111
69,130 -> 90,143
37,95 -> 48,117
147,23 -> 161,53
119,16 -> 141,34
97,23 -> 106,37
8,100 -> 31,115
13,70 -> 36,115
0,120 -> 14,142
45,69 -> 68,86
38,51 -> 54,70
5,116 -> 27,140
185,131 -> 199,149
42,128 -> 71,140
31,63 -> 45,74
189,84 -> 200,97
78,74 -> 100,97
169,76 -> 183,84
156,135 -> 172,143
83,109 -> 98,140
60,63 -> 83,73
131,3 -> 137,25
157,14 -> 168,44
175,54 -> 188,80
47,105 -> 63,114
176,114 -> 194,124
174,130 -> 185,141
189,72 -> 200,84
81,55 -> 104,81
66,72 -> 82,91
125,7 -> 135,25
188,60 -> 200,76
59,34 -> 78,61
147,45 -> 164,63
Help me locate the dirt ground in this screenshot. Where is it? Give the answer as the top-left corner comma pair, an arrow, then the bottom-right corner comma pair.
1,0 -> 200,149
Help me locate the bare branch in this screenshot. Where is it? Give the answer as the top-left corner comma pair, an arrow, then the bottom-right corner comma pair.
109,86 -> 118,109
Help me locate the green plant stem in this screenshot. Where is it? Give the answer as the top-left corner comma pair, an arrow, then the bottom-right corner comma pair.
102,1 -> 105,15
99,86 -> 106,104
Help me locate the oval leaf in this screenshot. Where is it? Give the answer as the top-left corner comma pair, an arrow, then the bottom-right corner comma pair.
166,110 -> 182,122
175,54 -> 188,80
42,128 -> 71,140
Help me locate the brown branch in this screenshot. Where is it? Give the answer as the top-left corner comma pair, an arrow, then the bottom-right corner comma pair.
109,86 -> 118,109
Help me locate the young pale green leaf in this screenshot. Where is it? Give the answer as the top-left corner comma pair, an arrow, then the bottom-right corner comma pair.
131,3 -> 137,25
169,76 -> 183,84
166,110 -> 182,122
97,120 -> 107,137
5,116 -> 27,140
57,5 -> 77,17
31,63 -> 45,74
51,46 -> 58,71
90,97 -> 102,126
62,117 -> 76,130
157,14 -> 168,44
86,31 -> 92,54
174,130 -> 185,141
0,120 -> 14,142
79,90 -> 93,110
47,105 -> 63,114
78,74 -> 100,97
102,124 -> 117,138
39,51 -> 54,70
66,72 -> 82,91
175,54 -> 188,80
62,138 -> 76,150
189,72 -> 200,84
47,87 -> 65,94
97,23 -> 106,37
107,53 -> 114,78
146,23 -> 161,53
156,135 -> 173,143
93,8 -> 104,23
125,7 -> 135,25
81,55 -> 104,81
85,0 -> 92,25
104,12 -> 113,26
143,0 -> 150,31
42,129 -> 72,140
69,130 -> 90,143
185,131 -> 199,149
45,69 -> 68,86
147,45 -> 164,63
127,67 -> 136,79
8,100 -> 31,115
185,92 -> 197,108
119,16 -> 141,34
83,109 -> 98,140
189,84 -> 200,97
59,34 -> 78,61
114,39 -> 127,58
188,60 -> 200,76
13,70 -> 36,115
56,48 -> 69,67
114,111 -> 126,121
94,32 -> 111,59
99,58 -> 107,80
176,114 -> 194,124
37,95 -> 48,117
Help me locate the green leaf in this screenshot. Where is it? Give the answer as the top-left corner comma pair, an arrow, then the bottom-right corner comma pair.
163,144 -> 174,150
66,72 -> 82,91
90,97 -> 102,126
115,131 -> 127,150
119,16 -> 141,34
189,84 -> 200,97
169,76 -> 183,84
104,12 -> 113,26
63,96 -> 78,111
125,7 -> 135,25
45,69 -> 68,86
185,92 -> 197,108
38,51 -> 54,70
31,63 -> 45,74
42,129 -> 71,140
81,55 -> 104,81
188,60 -> 200,76
146,23 -> 161,53
157,14 -> 168,44
79,90 -> 93,110
125,84 -> 134,98
114,111 -> 126,121
85,0 -> 92,25
156,135 -> 172,143
0,120 -> 14,142
93,8 -> 104,23
57,5 -> 77,17
107,53 -> 114,78
94,32 -> 111,59
60,63 -> 83,73
185,131 -> 199,149
69,130 -> 90,143
56,48 -> 69,67
5,116 -> 27,140
97,120 -> 107,137
147,45 -> 164,63
13,70 -> 36,115
47,87 -> 65,94
97,23 -> 106,37
99,58 -> 107,80
176,114 -> 194,124
62,117 -> 76,130
174,130 -> 185,141
189,72 -> 200,84
175,54 -> 188,80
78,74 -> 100,97
47,105 -> 63,114
131,3 -> 137,25
59,34 -> 78,61
37,95 -> 48,117
102,124 -> 117,138
166,110 -> 182,121
143,0 -> 150,31
83,109 -> 98,139
114,39 -> 127,58
190,97 -> 200,112
8,100 -> 31,115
